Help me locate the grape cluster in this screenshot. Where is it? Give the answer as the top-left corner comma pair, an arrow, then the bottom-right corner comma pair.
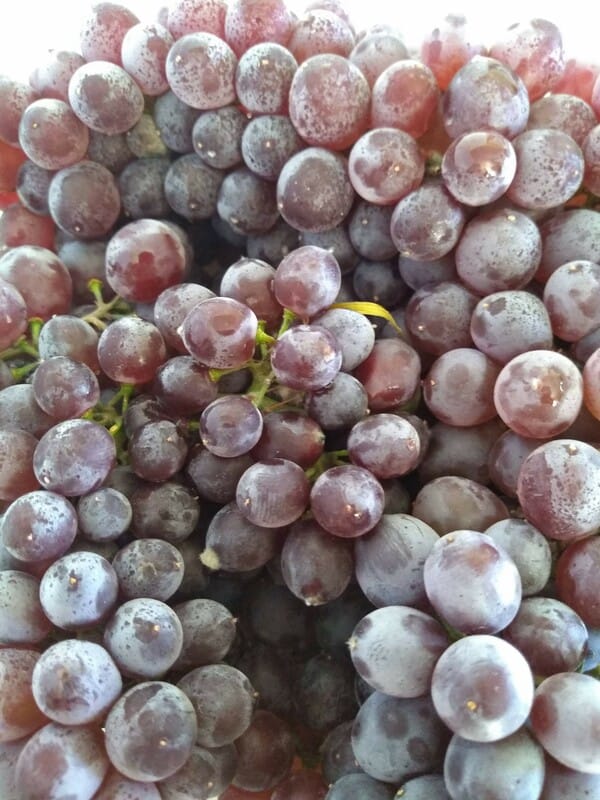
1,1 -> 600,799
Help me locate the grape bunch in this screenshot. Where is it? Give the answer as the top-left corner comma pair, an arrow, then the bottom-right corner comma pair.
1,1 -> 600,799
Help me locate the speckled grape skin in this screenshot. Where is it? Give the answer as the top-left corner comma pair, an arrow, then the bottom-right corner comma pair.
235,42 -> 297,114
0,648 -> 47,742
0,571 -> 52,645
68,61 -> 144,135
166,32 -> 237,110
1,490 -> 77,563
349,127 -> 424,205
517,439 -> 600,541
104,682 -> 198,782
413,476 -> 510,535
121,22 -> 173,96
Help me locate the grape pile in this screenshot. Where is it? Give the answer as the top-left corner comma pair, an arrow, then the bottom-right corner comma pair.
1,2 -> 600,799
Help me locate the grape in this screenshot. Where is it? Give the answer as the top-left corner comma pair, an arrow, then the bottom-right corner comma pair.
192,105 -> 247,170
313,307 -> 375,371
112,538 -> 183,601
484,518 -> 552,597
16,160 -> 53,216
556,534 -> 600,628
0,202 -> 55,254
531,673 -> 600,773
159,743 -> 237,800
347,203 -> 396,261
166,32 -> 237,110
0,384 -> 55,438
187,448 -> 253,504
153,90 -> 199,154
397,774 -> 451,800
95,771 -> 162,800
319,721 -> 362,784
98,316 -> 168,384
350,29 -> 408,89
273,245 -> 341,319
443,56 -> 530,139
536,208 -> 600,283
0,76 -> 39,148
77,487 -> 132,543
178,663 -> 256,748
118,156 -> 171,219
68,60 -> 144,135
371,59 -> 439,139
29,49 -> 86,103
348,414 -> 420,479
231,709 -> 295,791
0,428 -> 39,501
541,757 -> 600,799
1,489 -> 77,563
420,15 -> 485,91
80,2 -> 139,64
294,652 -> 357,733
517,439 -> 600,541
166,0 -> 227,39
0,648 -> 46,743
235,42 -> 297,115
31,355 -> 99,419
443,728 -> 545,800
271,324 -> 342,391
15,723 -> 109,800
302,226 -> 358,273
121,22 -> 173,96
305,371 -> 369,431
431,635 -> 534,742
528,93 -> 597,146
0,570 -> 52,645
48,160 -> 121,239
352,692 -> 449,783
174,598 -> 235,671
0,277 -> 27,350
325,773 -> 396,800
241,114 -> 304,181
216,167 -> 279,235
349,605 -> 448,698
104,682 -> 197,782
544,259 -> 600,342
405,280 -> 476,355
236,458 -> 310,527
181,296 -> 257,370
277,147 -> 354,232
288,9 -> 354,62
224,0 -> 295,56
0,245 -> 72,320
353,338 -> 421,411
441,130 -> 516,206
310,464 -> 384,538
18,98 -> 89,171
281,518 -> 354,605
31,639 -> 122,725
201,501 -> 284,572
165,153 -> 224,222
489,18 -> 565,100
248,219 -> 301,266
131,481 -> 200,543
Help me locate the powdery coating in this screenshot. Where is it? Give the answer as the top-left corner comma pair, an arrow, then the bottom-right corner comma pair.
15,723 -> 109,800
537,208 -> 600,282
413,475 -> 510,535
29,50 -> 86,102
104,682 -> 197,782
95,771 -> 162,800
217,167 -> 279,235
517,439 -> 600,540
193,106 -> 247,169
277,147 -> 354,232
543,259 -> 600,341
312,307 -> 375,371
182,296 -> 257,369
129,420 -> 188,482
353,338 -> 421,411
177,664 -> 256,748
0,384 -> 55,438
350,31 -> 408,89
531,673 -> 600,773
0,245 -> 73,320
87,129 -> 133,173
39,551 -> 119,630
442,56 -> 530,139
537,756 -> 600,800
78,487 -> 132,542
224,0 -> 295,56
153,90 -> 199,153
506,128 -> 584,210
484,518 -> 552,596
289,54 -> 370,151
104,598 -> 184,679
241,115 -> 304,181
424,530 -> 522,635
310,464 -> 384,538
348,414 -> 421,479
32,639 -> 122,725
98,316 -> 168,384
432,635 -> 533,741
441,131 -> 516,206
503,597 -> 588,677
18,99 -> 89,170
424,347 -> 501,427
527,93 -> 597,146
174,598 -> 235,671
0,571 -> 52,645
1,489 -> 77,563
371,60 -> 439,139
235,43 -> 297,114
200,395 -> 263,458
0,77 -> 39,147
49,160 -> 121,239
121,23 -> 173,96
494,350 -> 583,437
390,180 -> 466,261
0,429 -> 39,501
130,481 -> 199,542
489,18 -> 565,101
288,9 -> 355,63
236,458 -> 310,527
443,728 -> 545,800
113,539 -> 183,601
349,606 -> 448,698
68,61 -> 144,135
166,32 -> 237,110
0,649 -> 46,742
167,0 -> 226,39
274,245 -> 341,318
80,2 -> 139,64
32,356 -> 99,419
281,518 -> 353,605
349,128 -> 424,206
37,314 -> 100,372
351,692 -> 448,783
271,324 -> 342,391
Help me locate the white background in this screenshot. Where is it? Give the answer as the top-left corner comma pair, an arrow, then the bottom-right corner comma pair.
0,0 -> 597,81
